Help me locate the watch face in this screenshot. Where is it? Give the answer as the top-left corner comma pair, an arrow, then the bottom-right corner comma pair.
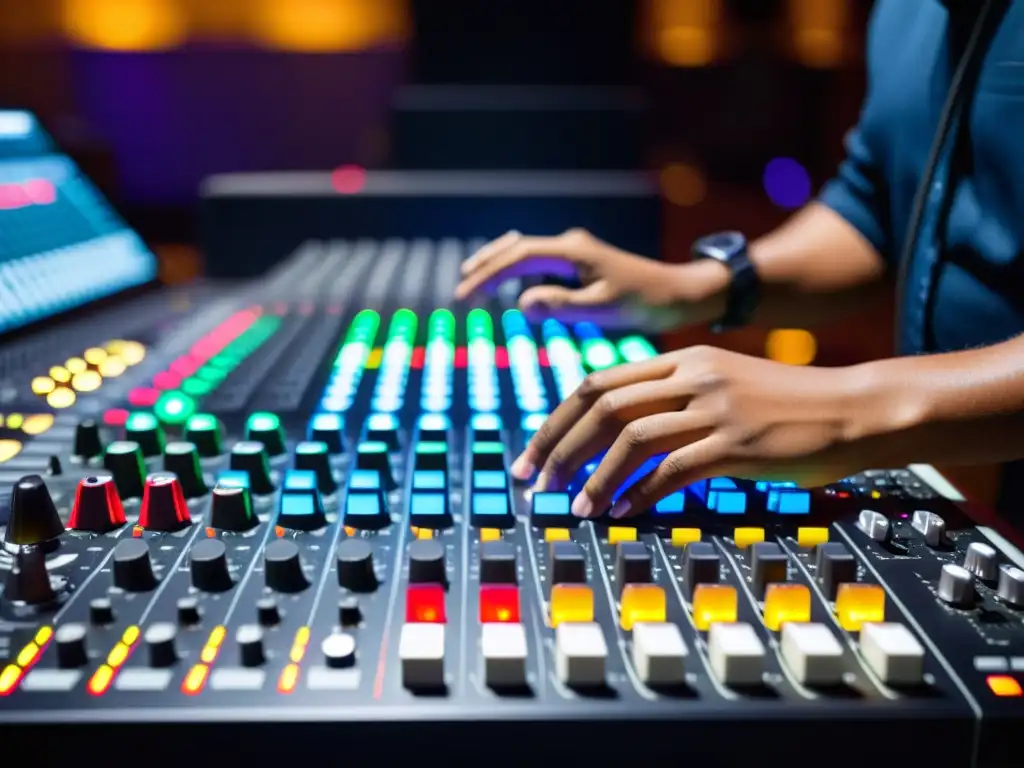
696,231 -> 744,261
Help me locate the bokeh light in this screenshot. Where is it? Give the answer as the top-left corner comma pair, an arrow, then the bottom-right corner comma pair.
766,329 -> 817,365
62,0 -> 188,51
660,163 -> 707,207
763,158 -> 812,209
331,165 -> 367,194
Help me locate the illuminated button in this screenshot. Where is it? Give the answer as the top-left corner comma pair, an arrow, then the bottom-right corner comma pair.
472,470 -> 507,490
615,542 -> 652,586
366,413 -> 400,450
608,527 -> 637,544
708,622 -> 765,686
555,622 -> 607,687
987,675 -> 1023,697
471,413 -> 502,442
480,585 -> 520,623
185,413 -> 223,457
670,528 -> 701,547
531,492 -> 573,527
349,468 -> 380,491
278,478 -> 327,532
750,541 -> 788,597
470,492 -> 512,528
767,487 -> 811,514
415,528 -> 433,540
125,412 -> 165,457
632,622 -> 687,685
417,413 -> 449,443
763,584 -> 811,631
471,442 -> 505,471
308,413 -> 345,454
216,470 -> 249,489
344,493 -> 389,530
654,492 -> 685,515
153,391 -> 196,426
412,470 -> 446,490
293,442 -> 337,495
780,622 -> 844,686
734,527 -> 765,548
859,623 -> 924,685
798,527 -> 829,548
356,442 -> 395,489
550,541 -> 586,584
550,584 -> 594,626
544,528 -> 570,542
835,583 -> 886,631
399,623 -> 445,688
229,442 -> 275,495
245,412 -> 285,456
480,541 -> 517,584
406,584 -> 446,623
707,478 -> 746,513
619,585 -> 666,630
482,623 -> 527,688
480,528 -> 501,542
692,584 -> 737,630
414,441 -> 448,471
410,493 -> 451,529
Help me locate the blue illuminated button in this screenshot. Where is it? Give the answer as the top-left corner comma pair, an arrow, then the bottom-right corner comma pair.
344,492 -> 390,530
366,413 -> 400,450
756,480 -> 798,492
417,414 -> 450,443
293,441 -> 337,495
472,470 -> 507,490
308,413 -> 345,454
768,488 -> 811,514
283,469 -> 317,491
278,471 -> 326,531
472,413 -> 502,442
413,470 -> 447,491
356,442 -> 395,489
707,477 -> 746,514
414,441 -> 448,472
471,492 -> 513,529
216,470 -> 250,489
654,492 -> 685,515
348,469 -> 380,491
410,492 -> 452,529
530,492 -> 573,527
472,442 -> 505,471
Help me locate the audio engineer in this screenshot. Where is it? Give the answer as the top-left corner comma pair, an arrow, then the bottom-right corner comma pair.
454,0 -> 1024,520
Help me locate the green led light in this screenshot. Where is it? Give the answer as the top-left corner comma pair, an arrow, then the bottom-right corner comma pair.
428,309 -> 455,339
247,411 -> 280,432
473,442 -> 503,454
186,413 -> 218,432
388,308 -> 419,341
416,441 -> 447,454
181,379 -> 214,397
582,339 -> 619,370
359,441 -> 388,454
467,308 -> 494,341
296,441 -> 328,455
125,411 -> 158,432
154,391 -> 196,426
617,335 -> 657,362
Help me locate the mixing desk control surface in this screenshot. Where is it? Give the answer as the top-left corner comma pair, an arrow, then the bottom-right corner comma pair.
0,240 -> 1022,765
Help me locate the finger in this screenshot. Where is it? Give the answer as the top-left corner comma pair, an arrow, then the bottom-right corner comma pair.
573,412 -> 713,518
510,356 -> 677,482
461,230 -> 519,275
454,237 -> 576,300
518,282 -> 614,312
606,437 -> 728,519
537,378 -> 692,492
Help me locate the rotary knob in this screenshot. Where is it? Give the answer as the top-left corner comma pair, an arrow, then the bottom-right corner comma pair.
4,546 -> 57,605
997,566 -> 1024,607
963,542 -> 999,581
264,539 -> 309,593
408,539 -> 446,584
236,624 -> 266,667
145,622 -> 178,667
6,475 -> 64,546
162,442 -> 209,498
103,441 -> 147,499
336,539 -> 378,592
229,441 -> 276,495
857,509 -> 890,542
937,563 -> 975,607
73,419 -> 105,460
69,475 -> 127,533
189,539 -> 233,592
911,510 -> 947,547
322,633 -> 356,669
139,473 -> 192,532
112,539 -> 158,592
55,623 -> 89,668
256,597 -> 281,626
209,485 -> 258,532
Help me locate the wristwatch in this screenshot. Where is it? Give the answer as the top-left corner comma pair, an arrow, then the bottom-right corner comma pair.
691,231 -> 760,332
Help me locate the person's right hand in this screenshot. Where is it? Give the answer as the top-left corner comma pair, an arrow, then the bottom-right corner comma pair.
454,228 -> 730,330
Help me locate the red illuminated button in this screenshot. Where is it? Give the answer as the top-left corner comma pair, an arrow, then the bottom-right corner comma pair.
987,675 -> 1023,697
69,476 -> 127,533
139,473 -> 192,532
479,585 -> 520,623
406,584 -> 446,623
127,388 -> 160,407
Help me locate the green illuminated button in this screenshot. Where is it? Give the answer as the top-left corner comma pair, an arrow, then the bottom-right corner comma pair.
414,441 -> 448,472
181,378 -> 214,397
582,339 -> 619,371
153,391 -> 197,426
356,442 -> 395,490
185,413 -> 223,457
103,440 -> 147,499
245,412 -> 285,456
472,442 -> 505,471
125,411 -> 165,457
294,441 -> 337,495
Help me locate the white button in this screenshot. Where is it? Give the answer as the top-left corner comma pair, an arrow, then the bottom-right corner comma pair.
481,623 -> 527,687
859,623 -> 924,685
555,622 -> 607,686
708,622 -> 765,686
631,622 -> 687,685
781,622 -> 844,686
399,623 -> 445,688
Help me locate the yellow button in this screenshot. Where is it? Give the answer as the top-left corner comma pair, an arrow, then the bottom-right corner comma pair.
0,665 -> 22,694
692,584 -> 737,630
550,584 -> 594,626
763,584 -> 811,631
797,527 -> 829,548
671,528 -> 701,547
415,527 -> 434,540
544,528 -> 570,542
608,527 -> 637,544
0,439 -> 22,464
987,674 -> 1023,697
620,584 -> 667,630
734,527 -> 765,548
480,528 -> 501,542
835,583 -> 885,631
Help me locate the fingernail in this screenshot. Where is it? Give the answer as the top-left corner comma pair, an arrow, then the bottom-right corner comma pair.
510,455 -> 536,480
609,498 -> 632,519
532,472 -> 551,493
571,492 -> 594,518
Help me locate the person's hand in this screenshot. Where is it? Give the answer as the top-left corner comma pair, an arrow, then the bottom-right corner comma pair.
454,228 -> 728,329
510,345 -> 888,519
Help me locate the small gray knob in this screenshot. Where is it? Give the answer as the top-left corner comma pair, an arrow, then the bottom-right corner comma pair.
911,510 -> 947,547
937,563 -> 975,607
858,510 -> 889,542
963,542 -> 998,581
997,566 -> 1024,607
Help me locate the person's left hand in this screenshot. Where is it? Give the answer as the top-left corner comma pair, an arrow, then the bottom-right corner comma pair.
510,345 -> 891,519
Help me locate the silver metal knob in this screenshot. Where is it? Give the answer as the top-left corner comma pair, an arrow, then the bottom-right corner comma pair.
937,563 -> 975,607
911,510 -> 946,547
997,566 -> 1024,607
858,510 -> 889,542
963,542 -> 998,581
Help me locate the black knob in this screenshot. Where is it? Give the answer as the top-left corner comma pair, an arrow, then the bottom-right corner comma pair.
190,539 -> 233,592
338,596 -> 362,626
550,541 -> 587,584
139,473 -> 192,532
356,444 -> 395,490
69,475 -> 127,533
177,596 -> 202,625
815,542 -> 858,599
336,539 -> 378,592
750,542 -> 789,598
112,539 -> 158,592
125,411 -> 166,457
209,485 -> 258,531
103,441 -> 147,499
89,597 -> 115,625
256,597 -> 281,626
184,413 -> 223,457
163,442 -> 208,498
294,441 -> 337,494
408,539 -> 446,584
684,542 -> 720,597
366,415 -> 401,451
236,624 -> 266,667
264,539 -> 309,593
615,542 -> 653,589
73,419 -> 104,459
55,623 -> 88,668
308,413 -> 345,454
245,412 -> 286,457
480,540 -> 518,584
46,455 -> 62,477
321,633 -> 356,668
4,546 -> 57,604
229,441 -> 276,495
145,622 -> 178,667
6,475 -> 64,546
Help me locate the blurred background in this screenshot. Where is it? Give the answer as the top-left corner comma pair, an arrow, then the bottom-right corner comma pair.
2,0 -> 987,497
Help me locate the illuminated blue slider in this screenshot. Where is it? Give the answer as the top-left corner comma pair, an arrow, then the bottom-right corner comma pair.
413,470 -> 447,491
755,481 -> 811,514
472,470 -> 507,490
277,470 -> 327,531
217,470 -> 250,489
472,442 -> 505,471
356,441 -> 395,489
410,493 -> 452,529
530,492 -> 574,528
418,413 -> 450,444
472,413 -> 502,443
344,469 -> 390,530
470,492 -> 513,529
366,413 -> 400,450
308,413 -> 345,454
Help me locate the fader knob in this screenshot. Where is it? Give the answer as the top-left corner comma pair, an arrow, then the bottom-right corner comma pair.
4,546 -> 57,604
189,539 -> 233,592
245,412 -> 286,457
162,442 -> 209,498
264,539 -> 309,593
103,441 -> 147,499
236,624 -> 266,667
145,622 -> 178,667
69,475 -> 126,533
125,411 -> 166,457
209,485 -> 258,532
229,441 -> 276,495
408,539 -> 446,584
751,542 -> 789,597
684,542 -> 721,596
997,566 -> 1024,608
937,563 -> 975,608
112,539 -> 158,592
336,539 -> 378,592
963,542 -> 999,582
6,475 -> 64,545
139,473 -> 192,532
294,441 -> 337,494
55,623 -> 89,668
815,542 -> 858,600
615,542 -> 652,587
72,419 -> 104,460
858,510 -> 890,542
